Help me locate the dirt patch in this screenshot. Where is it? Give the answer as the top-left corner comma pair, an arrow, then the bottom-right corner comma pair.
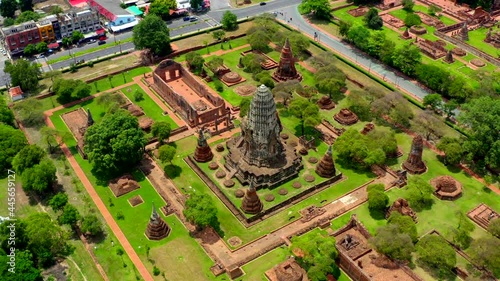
128,195 -> 144,207
228,236 -> 242,247
234,84 -> 256,96
470,58 -> 486,67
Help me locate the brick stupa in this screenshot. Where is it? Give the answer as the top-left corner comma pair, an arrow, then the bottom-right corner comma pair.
241,179 -> 263,214
386,198 -> 417,222
145,203 -> 171,240
193,128 -> 214,163
273,38 -> 302,82
402,135 -> 427,174
334,108 -> 358,125
315,145 -> 337,178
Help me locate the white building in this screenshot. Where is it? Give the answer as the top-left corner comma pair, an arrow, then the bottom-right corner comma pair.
59,8 -> 102,38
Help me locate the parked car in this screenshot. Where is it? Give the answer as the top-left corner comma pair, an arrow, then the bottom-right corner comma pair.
183,16 -> 191,21
98,40 -> 106,45
260,2 -> 266,5
76,59 -> 85,64
189,16 -> 198,22
89,39 -> 97,43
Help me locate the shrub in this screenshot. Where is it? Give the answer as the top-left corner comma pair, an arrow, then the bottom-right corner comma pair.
213,79 -> 224,92
133,90 -> 144,102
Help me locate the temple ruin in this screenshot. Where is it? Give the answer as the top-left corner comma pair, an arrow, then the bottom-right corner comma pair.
273,38 -> 302,82
265,258 -> 308,281
109,174 -> 141,197
403,135 -> 427,174
193,128 -> 214,163
317,96 -> 335,110
152,59 -> 233,133
61,108 -> 94,159
240,179 -> 263,214
386,198 -> 417,222
334,108 -> 359,125
467,204 -> 500,230
225,85 -> 303,189
485,28 -> 500,48
443,50 -> 454,63
315,145 -> 337,178
430,175 -> 463,200
145,203 -> 171,240
415,38 -> 447,59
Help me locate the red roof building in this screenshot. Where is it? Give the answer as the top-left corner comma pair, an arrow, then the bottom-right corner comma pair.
9,86 -> 24,101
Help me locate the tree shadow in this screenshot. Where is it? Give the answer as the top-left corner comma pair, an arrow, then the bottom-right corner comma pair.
86,230 -> 107,244
164,164 -> 182,179
369,209 -> 386,220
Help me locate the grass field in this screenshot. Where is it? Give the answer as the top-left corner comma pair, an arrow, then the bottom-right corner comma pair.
89,66 -> 152,95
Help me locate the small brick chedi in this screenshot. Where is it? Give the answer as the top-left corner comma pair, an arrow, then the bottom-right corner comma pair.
315,145 -> 337,178
145,203 -> 171,240
193,128 -> 214,163
334,108 -> 358,125
225,85 -> 303,189
265,258 -> 308,281
431,175 -> 463,200
386,198 -> 417,222
273,38 -> 302,82
241,179 -> 263,214
403,135 -> 427,174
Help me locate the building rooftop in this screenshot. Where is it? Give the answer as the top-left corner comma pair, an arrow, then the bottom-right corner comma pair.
9,86 -> 23,98
89,0 -> 131,17
1,21 -> 38,35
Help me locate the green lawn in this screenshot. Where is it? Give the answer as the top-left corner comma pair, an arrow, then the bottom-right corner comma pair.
389,5 -> 456,26
176,37 -> 249,62
467,27 -> 500,58
121,84 -> 179,129
90,66 -> 152,95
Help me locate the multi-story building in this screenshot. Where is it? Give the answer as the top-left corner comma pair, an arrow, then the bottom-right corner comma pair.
42,15 -> 62,40
59,8 -> 101,38
36,18 -> 56,43
87,0 -> 138,33
1,21 -> 42,56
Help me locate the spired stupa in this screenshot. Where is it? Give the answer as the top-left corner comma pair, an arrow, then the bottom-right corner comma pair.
145,203 -> 171,240
193,128 -> 214,163
315,145 -> 337,178
241,178 -> 263,214
224,85 -> 303,189
273,38 -> 302,82
402,135 -> 427,174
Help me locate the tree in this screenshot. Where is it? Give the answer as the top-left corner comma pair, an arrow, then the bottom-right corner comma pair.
206,57 -> 224,75
3,17 -> 15,27
212,30 -> 225,41
367,128 -> 398,157
290,230 -> 340,280
183,193 -> 220,232
469,237 -> 500,277
415,64 -> 451,96
347,25 -> 371,51
411,110 -> 445,141
133,15 -> 172,56
39,125 -> 65,153
334,129 -> 393,168
459,96 -> 500,169
25,213 -> 72,267
371,224 -> 415,261
36,42 -> 48,54
12,145 -> 46,175
190,0 -> 203,11
416,235 -> 456,279
19,0 -> 33,11
0,250 -> 43,281
15,11 -> 40,24
442,100 -> 458,119
158,144 -> 176,164
221,11 -> 238,31
364,8 -> 383,30
84,110 -> 147,177
185,51 -> 205,73
450,211 -> 474,249
0,124 -> 27,172
247,30 -> 271,52
428,4 -> 442,16
299,0 -> 332,20
404,12 -> 421,27
21,158 -> 57,194
404,176 -> 434,211
23,44 -> 37,56
403,0 -> 414,11
272,80 -> 302,108
488,218 -> 500,238
151,121 -> 171,145
387,212 -> 418,242
48,193 -> 68,211
289,99 -> 321,136
392,44 -> 421,76
423,93 -> 443,111
58,204 -> 80,226
338,20 -> 352,38
12,99 -> 44,127
148,0 -> 177,20
53,78 -> 91,104
71,31 -> 84,44
80,215 -> 103,236
239,97 -> 251,118
49,5 -> 63,15
5,59 -> 41,92
437,137 -> 463,165
0,0 -> 17,18
368,190 -> 389,213
0,97 -> 14,127
315,64 -> 346,100
241,53 -> 264,74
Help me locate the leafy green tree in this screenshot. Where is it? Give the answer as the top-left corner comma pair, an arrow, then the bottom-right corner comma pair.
338,20 -> 352,38
392,44 -> 421,76
450,211 -> 474,249
247,30 -> 271,52
459,96 -> 500,169
12,99 -> 44,127
148,0 -> 177,20
183,193 -> 221,232
5,59 -> 41,93
371,224 -> 415,261
416,235 -> 456,279
368,189 -> 389,213
206,57 -> 224,75
0,0 -> 17,18
411,110 -> 445,141
0,124 -> 27,172
289,99 -> 321,136
415,64 -> 451,96
190,0 -> 203,10
58,204 -> 80,226
0,220 -> 29,253
133,15 -> 172,56
80,215 -> 103,236
403,0 -> 414,11
388,212 -> 418,242
347,91 -> 373,121
212,30 -> 225,41
469,237 -> 500,277
364,8 -> 383,30
367,128 -> 398,157
19,0 -> 33,11
15,11 -> 39,24
3,17 -> 15,26
12,145 -> 45,175
299,0 -> 332,20
49,5 -> 63,15
428,4 -> 441,16
25,213 -> 72,267
334,129 -> 392,168
272,80 -> 302,108
35,42 -> 48,54
347,25 -> 371,51
239,97 -> 251,118
241,53 -> 263,74
282,32 -> 311,57
84,110 -> 147,177
48,193 -> 68,211
53,78 -> 91,104
151,121 -> 171,144
290,230 -> 340,281
423,93 -> 443,111
404,12 -> 421,27
0,250 -> 43,281
437,137 -> 463,165
158,144 -> 176,164
21,158 -> 57,194
488,218 -> 500,238
185,51 -> 205,73
367,183 -> 384,193
71,31 -> 84,44
221,11 -> 238,31
23,44 -> 37,56
442,100 -> 458,119
404,176 -> 434,211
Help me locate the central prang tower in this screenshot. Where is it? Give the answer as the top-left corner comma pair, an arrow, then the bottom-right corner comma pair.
225,85 -> 303,189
